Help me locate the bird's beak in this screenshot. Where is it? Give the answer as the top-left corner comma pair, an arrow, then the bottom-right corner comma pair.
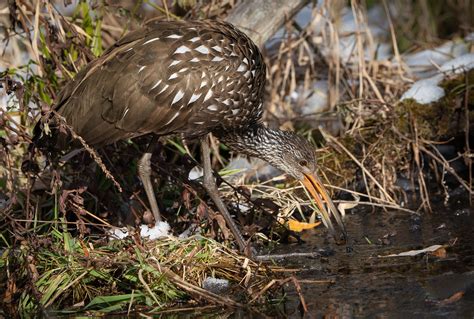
302,173 -> 346,238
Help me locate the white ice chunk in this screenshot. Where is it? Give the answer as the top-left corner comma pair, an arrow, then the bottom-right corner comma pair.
188,166 -> 203,180
440,53 -> 474,74
110,227 -> 129,239
140,222 -> 171,240
400,74 -> 445,104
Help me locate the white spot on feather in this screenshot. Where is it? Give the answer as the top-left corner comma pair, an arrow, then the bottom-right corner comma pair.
125,47 -> 133,52
165,112 -> 180,125
121,108 -> 130,119
169,60 -> 179,67
158,84 -> 169,95
223,99 -> 231,105
174,45 -> 191,54
150,79 -> 162,90
195,45 -> 210,54
190,57 -> 200,62
200,81 -> 207,89
179,67 -> 188,73
251,70 -> 255,77
169,73 -> 178,80
212,45 -> 223,52
230,52 -> 238,57
138,66 -> 146,73
189,93 -> 202,104
172,90 -> 184,105
212,56 -> 224,62
207,105 -> 218,111
194,121 -> 204,125
189,36 -> 200,42
217,75 -> 224,83
143,37 -> 160,45
204,89 -> 213,101
231,109 -> 239,115
167,34 -> 182,39
237,64 -> 246,72
243,58 -> 249,65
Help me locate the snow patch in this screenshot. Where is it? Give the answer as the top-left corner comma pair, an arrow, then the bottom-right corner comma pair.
400,75 -> 445,104
140,222 -> 171,240
110,227 -> 129,239
440,53 -> 474,74
401,53 -> 474,105
188,166 -> 203,180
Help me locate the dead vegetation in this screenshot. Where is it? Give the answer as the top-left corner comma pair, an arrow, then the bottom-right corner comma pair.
0,0 -> 472,316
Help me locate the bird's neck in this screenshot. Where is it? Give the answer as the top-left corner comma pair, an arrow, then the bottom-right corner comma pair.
218,123 -> 283,164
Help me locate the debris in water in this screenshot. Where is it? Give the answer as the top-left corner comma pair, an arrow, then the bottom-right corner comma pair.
378,244 -> 445,258
438,291 -> 465,306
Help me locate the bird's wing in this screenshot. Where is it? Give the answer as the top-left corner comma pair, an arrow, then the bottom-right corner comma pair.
56,20 -> 265,146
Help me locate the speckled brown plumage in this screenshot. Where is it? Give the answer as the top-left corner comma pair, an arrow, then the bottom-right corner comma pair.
56,19 -> 265,146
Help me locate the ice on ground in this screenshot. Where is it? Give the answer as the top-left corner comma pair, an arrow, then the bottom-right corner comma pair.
440,53 -> 474,74
188,166 -> 203,180
400,74 -> 445,104
299,80 -> 329,115
110,227 -> 129,239
403,41 -> 470,77
401,53 -> 474,105
313,4 -> 393,63
140,222 -> 171,240
109,222 -> 171,240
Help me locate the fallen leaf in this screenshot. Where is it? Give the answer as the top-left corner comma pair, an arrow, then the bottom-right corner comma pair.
429,247 -> 447,258
287,220 -> 321,232
438,291 -> 464,305
378,244 -> 445,258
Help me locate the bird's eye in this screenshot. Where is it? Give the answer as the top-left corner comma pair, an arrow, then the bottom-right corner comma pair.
299,160 -> 308,167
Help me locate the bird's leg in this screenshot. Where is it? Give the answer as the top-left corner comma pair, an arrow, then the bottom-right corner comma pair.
200,137 -> 249,255
138,136 -> 162,223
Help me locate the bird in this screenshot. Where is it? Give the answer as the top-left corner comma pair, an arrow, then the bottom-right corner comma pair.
34,19 -> 346,253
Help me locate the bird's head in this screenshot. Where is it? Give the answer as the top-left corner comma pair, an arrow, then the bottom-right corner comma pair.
257,129 -> 347,238
220,125 -> 346,238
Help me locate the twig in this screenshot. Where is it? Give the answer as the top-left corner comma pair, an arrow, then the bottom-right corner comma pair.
291,276 -> 308,313
53,112 -> 123,192
138,269 -> 162,307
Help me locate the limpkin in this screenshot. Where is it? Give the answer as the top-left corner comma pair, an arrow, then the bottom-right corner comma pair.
35,19 -> 346,253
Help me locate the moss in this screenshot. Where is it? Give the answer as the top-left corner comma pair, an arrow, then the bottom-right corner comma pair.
396,70 -> 473,140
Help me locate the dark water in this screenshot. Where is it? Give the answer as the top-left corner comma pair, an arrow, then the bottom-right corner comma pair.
267,195 -> 474,318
